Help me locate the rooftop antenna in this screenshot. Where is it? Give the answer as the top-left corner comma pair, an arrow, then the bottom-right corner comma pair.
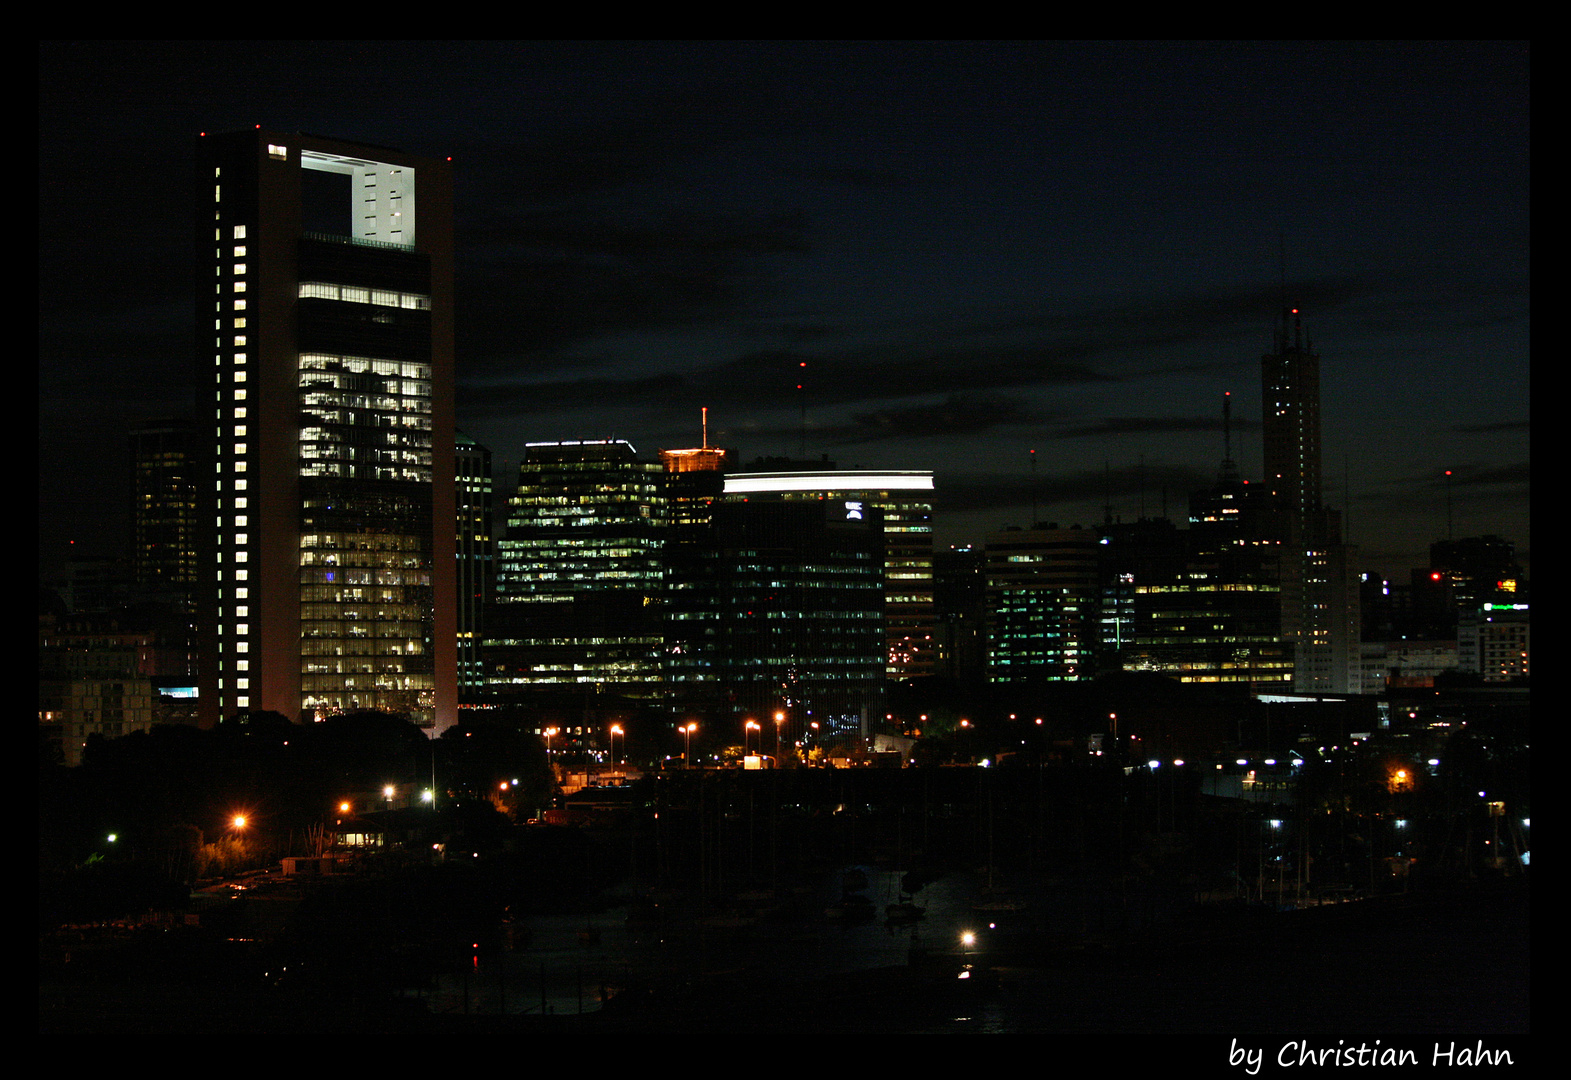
1445,469 -> 1454,541
1030,448 -> 1038,528
796,361 -> 807,458
1223,391 -> 1233,464
701,406 -> 709,449
1344,454 -> 1352,546
1138,453 -> 1146,520
1219,392 -> 1240,484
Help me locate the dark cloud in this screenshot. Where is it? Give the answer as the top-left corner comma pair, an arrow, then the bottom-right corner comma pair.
1454,420 -> 1529,435
1450,462 -> 1531,487
937,462 -> 1212,516
1053,415 -> 1249,440
837,396 -> 1040,443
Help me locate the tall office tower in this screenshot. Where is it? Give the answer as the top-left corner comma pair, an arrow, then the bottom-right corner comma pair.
660,411 -> 731,541
456,432 -> 494,695
984,523 -> 1099,682
664,497 -> 886,742
1262,308 -> 1322,524
1097,515 -> 1183,669
721,470 -> 935,680
489,440 -> 667,694
129,418 -> 202,610
196,130 -> 456,732
1261,307 -> 1359,693
933,545 -> 987,684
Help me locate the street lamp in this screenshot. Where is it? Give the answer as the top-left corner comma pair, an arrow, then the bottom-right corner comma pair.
745,719 -> 760,755
610,723 -> 624,768
682,722 -> 698,768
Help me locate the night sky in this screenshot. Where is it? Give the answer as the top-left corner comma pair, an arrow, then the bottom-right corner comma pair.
38,41 -> 1529,584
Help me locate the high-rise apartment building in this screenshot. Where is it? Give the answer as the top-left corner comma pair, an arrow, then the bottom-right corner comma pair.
196,129 -> 456,732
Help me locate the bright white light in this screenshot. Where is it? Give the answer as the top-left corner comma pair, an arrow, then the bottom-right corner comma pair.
724,471 -> 934,495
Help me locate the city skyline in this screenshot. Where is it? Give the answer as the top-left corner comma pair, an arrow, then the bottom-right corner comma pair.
39,41 -> 1529,582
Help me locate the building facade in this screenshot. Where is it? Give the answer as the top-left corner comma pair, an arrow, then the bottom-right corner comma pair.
665,496 -> 886,742
721,470 -> 935,680
196,129 -> 456,732
129,418 -> 203,611
984,524 -> 1100,682
488,440 -> 668,694
456,431 -> 494,695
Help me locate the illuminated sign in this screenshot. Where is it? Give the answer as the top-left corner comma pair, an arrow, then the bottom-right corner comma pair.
724,471 -> 934,495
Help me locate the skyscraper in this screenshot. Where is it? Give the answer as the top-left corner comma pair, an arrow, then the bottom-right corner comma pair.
489,440 -> 667,694
456,431 -> 494,694
1261,307 -> 1359,693
720,469 -> 936,680
665,496 -> 886,741
1262,308 -> 1323,525
196,129 -> 456,732
984,523 -> 1099,682
129,418 -> 202,610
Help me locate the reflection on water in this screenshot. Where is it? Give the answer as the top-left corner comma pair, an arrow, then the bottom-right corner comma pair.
423,866 -> 976,1017
412,870 -> 1528,1034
